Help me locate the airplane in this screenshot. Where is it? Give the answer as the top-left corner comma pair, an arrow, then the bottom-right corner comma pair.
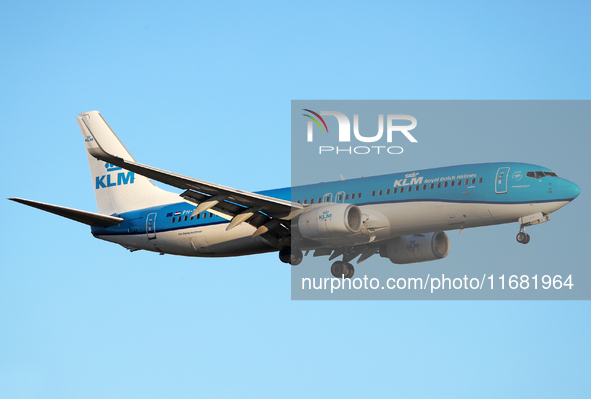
9,111 -> 581,278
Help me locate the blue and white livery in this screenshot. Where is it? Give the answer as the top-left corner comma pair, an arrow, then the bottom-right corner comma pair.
9,111 -> 581,278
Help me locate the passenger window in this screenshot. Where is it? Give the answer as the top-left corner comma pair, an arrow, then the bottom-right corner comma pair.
303,199 -> 307,204
296,200 -> 301,204
423,184 -> 426,190
318,197 -> 322,203
371,191 -> 375,196
451,181 -> 455,187
345,194 -> 349,200
171,218 -> 175,223
196,213 -> 200,219
210,213 -> 213,218
458,180 -> 462,186
464,179 -> 468,185
190,216 -> 194,220
386,189 -> 390,195
351,193 -> 356,199
444,182 -> 448,188
177,216 -> 181,222
393,188 -> 397,194
184,215 -> 188,221
378,190 -> 382,196
310,198 -> 315,204
479,178 -> 483,183
472,178 -> 475,184
437,182 -> 441,188
430,183 -> 434,189
358,193 -> 362,198
415,185 -> 419,191
337,195 -> 342,201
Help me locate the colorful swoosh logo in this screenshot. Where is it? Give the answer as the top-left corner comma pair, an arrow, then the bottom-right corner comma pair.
302,109 -> 329,133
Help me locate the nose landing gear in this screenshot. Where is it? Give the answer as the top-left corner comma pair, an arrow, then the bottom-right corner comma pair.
516,212 -> 552,244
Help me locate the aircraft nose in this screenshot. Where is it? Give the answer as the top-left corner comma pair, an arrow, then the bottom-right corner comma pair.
561,179 -> 580,201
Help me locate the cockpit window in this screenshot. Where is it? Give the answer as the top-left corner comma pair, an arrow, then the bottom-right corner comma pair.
526,171 -> 558,178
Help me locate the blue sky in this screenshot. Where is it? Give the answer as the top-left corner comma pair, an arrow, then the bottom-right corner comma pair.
1,1 -> 590,398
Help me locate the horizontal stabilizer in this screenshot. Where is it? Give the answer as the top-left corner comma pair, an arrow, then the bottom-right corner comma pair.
8,198 -> 124,227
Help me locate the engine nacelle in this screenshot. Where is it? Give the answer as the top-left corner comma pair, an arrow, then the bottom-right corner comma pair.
297,203 -> 363,240
381,232 -> 450,264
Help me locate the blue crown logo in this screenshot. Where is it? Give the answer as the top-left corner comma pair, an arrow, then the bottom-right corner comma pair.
105,163 -> 122,172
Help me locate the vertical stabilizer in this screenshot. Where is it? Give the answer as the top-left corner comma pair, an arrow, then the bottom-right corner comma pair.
77,111 -> 179,215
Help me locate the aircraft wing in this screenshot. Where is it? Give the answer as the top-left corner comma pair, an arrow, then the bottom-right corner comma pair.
79,116 -> 300,242
8,198 -> 124,227
88,145 -> 295,217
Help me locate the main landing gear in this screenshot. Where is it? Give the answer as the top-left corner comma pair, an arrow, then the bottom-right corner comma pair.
516,227 -> 531,244
330,261 -> 355,279
329,247 -> 358,279
279,246 -> 356,279
279,246 -> 303,266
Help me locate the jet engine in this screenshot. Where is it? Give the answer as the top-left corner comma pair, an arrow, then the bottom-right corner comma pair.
296,203 -> 363,240
380,232 -> 450,264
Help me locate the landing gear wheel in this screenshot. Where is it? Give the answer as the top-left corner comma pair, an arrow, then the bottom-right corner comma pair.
290,248 -> 303,266
331,261 -> 347,278
331,261 -> 354,279
516,232 -> 530,244
279,246 -> 303,265
344,263 -> 355,279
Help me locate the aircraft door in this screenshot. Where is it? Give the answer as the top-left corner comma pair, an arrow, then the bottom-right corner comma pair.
146,213 -> 157,239
495,167 -> 510,194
